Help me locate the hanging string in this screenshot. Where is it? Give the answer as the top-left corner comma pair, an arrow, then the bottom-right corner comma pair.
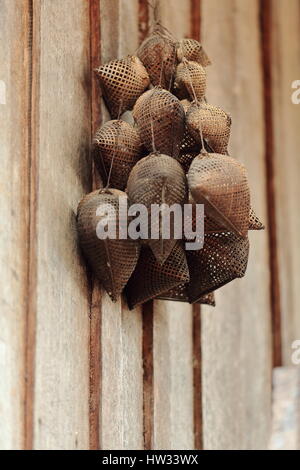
159,55 -> 165,87
150,88 -> 157,153
168,42 -> 177,91
182,57 -> 207,155
181,58 -> 198,103
147,0 -> 160,25
150,119 -> 157,153
102,100 -> 123,192
160,176 -> 167,255
146,0 -> 177,42
98,148 -> 108,182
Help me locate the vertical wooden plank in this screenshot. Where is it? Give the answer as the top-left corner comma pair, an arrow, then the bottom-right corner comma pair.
152,0 -> 195,451
0,0 -> 29,449
193,304 -> 202,450
269,367 -> 300,450
260,0 -> 282,368
32,0 -> 91,449
137,1 -> 154,451
201,0 -> 272,449
89,0 -> 102,451
142,300 -> 154,450
153,301 -> 194,449
190,0 -> 203,451
271,0 -> 300,365
99,0 -> 144,450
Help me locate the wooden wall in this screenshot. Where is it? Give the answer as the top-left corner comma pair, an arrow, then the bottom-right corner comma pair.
201,0 -> 272,449
0,0 -> 299,450
271,0 -> 300,365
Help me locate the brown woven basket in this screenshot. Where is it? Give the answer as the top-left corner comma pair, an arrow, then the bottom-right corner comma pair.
187,227 -> 249,301
137,24 -> 177,89
176,99 -> 201,173
156,283 -> 216,306
77,189 -> 140,301
186,102 -> 231,154
249,208 -> 265,230
92,120 -> 143,190
174,60 -> 207,102
177,38 -> 211,66
133,87 -> 185,158
180,98 -> 192,114
94,55 -> 150,118
188,153 -> 251,238
198,292 -> 216,306
127,153 -> 187,263
125,243 -> 189,309
188,197 -> 263,234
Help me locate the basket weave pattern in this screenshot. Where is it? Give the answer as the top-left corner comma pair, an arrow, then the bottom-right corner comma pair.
188,153 -> 251,238
187,102 -> 231,154
137,25 -> 177,90
76,22 -> 264,309
175,61 -> 207,102
77,190 -> 140,301
127,153 -> 187,263
95,56 -> 150,118
92,120 -> 143,190
133,88 -> 185,158
177,38 -> 212,66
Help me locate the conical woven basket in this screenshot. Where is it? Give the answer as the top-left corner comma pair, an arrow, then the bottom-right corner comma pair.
156,283 -> 216,306
137,24 -> 177,89
177,38 -> 211,66
174,60 -> 207,102
125,243 -> 189,309
187,215 -> 250,301
186,102 -> 231,154
127,153 -> 187,263
92,120 -> 143,190
177,99 -> 201,172
198,292 -> 216,306
188,153 -> 251,237
95,55 -> 150,118
249,208 -> 265,230
188,198 -> 263,236
133,88 -> 185,158
77,189 -> 140,301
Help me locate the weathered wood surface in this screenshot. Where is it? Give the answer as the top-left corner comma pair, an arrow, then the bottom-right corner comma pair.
153,301 -> 194,449
0,0 -> 29,450
271,0 -> 300,365
269,367 -> 300,450
1,0 -> 298,451
32,0 -> 91,449
99,0 -> 144,450
201,0 -> 272,449
152,0 -> 195,451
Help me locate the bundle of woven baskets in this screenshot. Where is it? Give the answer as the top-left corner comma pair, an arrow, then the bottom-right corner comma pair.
77,24 -> 264,309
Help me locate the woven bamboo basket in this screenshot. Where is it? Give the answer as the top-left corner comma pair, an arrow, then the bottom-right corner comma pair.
95,55 -> 150,118
77,189 -> 140,301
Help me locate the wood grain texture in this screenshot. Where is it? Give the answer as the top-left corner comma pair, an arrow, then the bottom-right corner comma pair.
193,305 -> 202,450
153,301 -> 194,449
260,0 -> 282,368
190,0 -> 202,451
269,367 -> 300,450
142,301 -> 154,450
152,0 -> 195,451
137,2 -> 154,451
271,0 -> 300,365
99,0 -> 144,450
0,0 -> 29,450
89,0 -> 102,450
32,0 -> 91,449
201,0 -> 272,449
